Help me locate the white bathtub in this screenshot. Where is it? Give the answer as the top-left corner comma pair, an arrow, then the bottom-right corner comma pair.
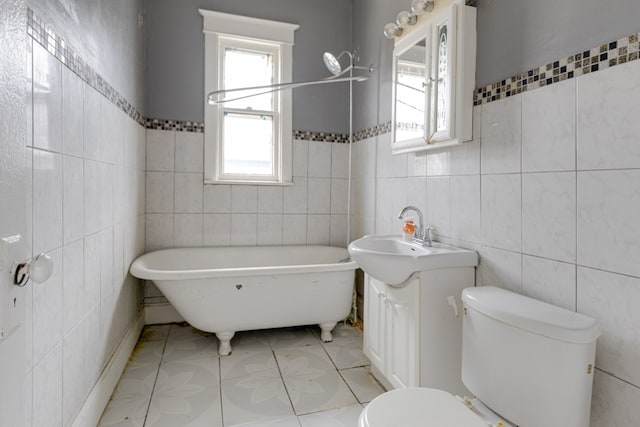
130,245 -> 357,355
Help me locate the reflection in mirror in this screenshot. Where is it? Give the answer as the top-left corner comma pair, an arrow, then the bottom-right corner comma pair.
436,24 -> 448,132
394,38 -> 427,144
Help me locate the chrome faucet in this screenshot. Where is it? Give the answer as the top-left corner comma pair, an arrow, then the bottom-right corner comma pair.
398,206 -> 432,246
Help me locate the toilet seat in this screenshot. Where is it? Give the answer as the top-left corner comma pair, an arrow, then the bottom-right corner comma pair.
359,387 -> 503,427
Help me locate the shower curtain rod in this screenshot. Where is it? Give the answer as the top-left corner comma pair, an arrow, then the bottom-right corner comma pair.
207,75 -> 369,104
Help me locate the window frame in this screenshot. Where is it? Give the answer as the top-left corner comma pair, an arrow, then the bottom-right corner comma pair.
200,9 -> 299,185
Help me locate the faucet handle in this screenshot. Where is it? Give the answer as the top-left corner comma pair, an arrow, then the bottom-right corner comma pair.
424,226 -> 434,244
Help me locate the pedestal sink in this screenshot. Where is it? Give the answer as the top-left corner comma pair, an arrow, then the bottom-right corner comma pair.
348,235 -> 478,286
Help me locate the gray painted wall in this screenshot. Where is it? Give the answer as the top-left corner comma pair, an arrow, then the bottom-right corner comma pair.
352,0 -> 404,132
144,0 -> 640,132
144,0 -> 353,133
476,0 -> 640,87
28,0 -> 145,111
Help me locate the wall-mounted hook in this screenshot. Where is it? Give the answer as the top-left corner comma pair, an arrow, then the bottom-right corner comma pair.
12,253 -> 53,287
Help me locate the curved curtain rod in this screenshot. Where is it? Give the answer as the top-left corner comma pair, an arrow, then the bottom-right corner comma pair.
207,75 -> 369,105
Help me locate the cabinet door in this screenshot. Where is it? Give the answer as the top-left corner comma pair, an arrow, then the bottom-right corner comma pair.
363,275 -> 386,374
385,280 -> 420,388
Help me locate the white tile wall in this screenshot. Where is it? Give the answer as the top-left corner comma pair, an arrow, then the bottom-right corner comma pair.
522,171 -> 576,263
480,94 -> 521,174
25,39 -> 146,427
577,169 -> 640,277
145,132 -> 350,259
426,176 -> 451,238
32,42 -> 62,153
481,173 -> 522,252
522,255 -> 576,311
32,150 -> 63,255
577,267 -> 640,386
358,58 -> 640,425
577,59 -> 640,170
522,79 -> 576,172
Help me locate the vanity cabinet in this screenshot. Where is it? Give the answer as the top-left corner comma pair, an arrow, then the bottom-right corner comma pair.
364,275 -> 420,388
363,268 -> 476,395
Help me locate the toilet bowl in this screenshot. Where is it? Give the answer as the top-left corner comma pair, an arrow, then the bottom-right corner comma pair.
359,387 -> 514,427
359,286 -> 600,427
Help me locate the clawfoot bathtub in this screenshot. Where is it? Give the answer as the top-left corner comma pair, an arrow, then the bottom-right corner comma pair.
130,245 -> 357,355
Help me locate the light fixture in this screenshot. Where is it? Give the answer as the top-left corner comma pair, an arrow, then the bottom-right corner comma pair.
384,0 -> 436,39
383,23 -> 403,39
396,10 -> 417,28
12,253 -> 53,286
411,0 -> 435,14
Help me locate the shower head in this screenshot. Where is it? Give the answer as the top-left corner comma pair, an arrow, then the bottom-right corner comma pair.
323,51 -> 374,77
323,51 -> 344,76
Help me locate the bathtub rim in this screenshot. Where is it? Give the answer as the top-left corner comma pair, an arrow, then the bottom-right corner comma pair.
130,245 -> 357,281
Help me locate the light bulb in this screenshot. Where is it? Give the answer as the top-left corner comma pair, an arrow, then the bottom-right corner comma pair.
383,23 -> 402,39
411,0 -> 435,14
396,11 -> 417,28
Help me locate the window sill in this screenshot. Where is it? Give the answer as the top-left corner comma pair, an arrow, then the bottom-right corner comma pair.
204,179 -> 295,186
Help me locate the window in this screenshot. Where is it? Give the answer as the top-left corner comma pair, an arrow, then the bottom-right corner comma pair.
200,10 -> 299,184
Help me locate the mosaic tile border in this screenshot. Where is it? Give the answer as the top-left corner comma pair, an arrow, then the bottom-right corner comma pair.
293,129 -> 349,143
145,119 -> 353,142
474,32 -> 640,105
145,118 -> 205,133
27,8 -> 146,127
30,8 -> 640,143
353,121 -> 392,142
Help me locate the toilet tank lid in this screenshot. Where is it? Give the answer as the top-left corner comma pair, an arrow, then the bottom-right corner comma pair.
462,286 -> 600,344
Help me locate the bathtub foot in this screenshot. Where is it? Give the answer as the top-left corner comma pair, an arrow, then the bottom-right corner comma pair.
319,322 -> 337,342
216,331 -> 235,356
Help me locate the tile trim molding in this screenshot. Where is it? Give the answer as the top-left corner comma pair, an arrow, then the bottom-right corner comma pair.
27,8 -> 353,143
27,8 -> 146,127
28,8 -> 640,141
473,32 -> 640,105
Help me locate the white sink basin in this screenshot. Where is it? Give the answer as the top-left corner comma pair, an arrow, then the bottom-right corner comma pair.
348,235 -> 478,286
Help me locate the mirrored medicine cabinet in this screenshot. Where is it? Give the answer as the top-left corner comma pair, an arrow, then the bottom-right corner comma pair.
391,1 -> 476,154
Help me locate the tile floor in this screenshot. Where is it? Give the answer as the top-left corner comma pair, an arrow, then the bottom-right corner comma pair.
98,322 -> 385,426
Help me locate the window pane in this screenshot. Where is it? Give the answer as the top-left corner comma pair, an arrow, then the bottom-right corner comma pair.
223,113 -> 274,176
224,47 -> 274,110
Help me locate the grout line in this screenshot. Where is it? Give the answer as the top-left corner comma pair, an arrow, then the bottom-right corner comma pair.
269,342 -> 298,419
140,326 -> 171,426
594,367 -> 640,390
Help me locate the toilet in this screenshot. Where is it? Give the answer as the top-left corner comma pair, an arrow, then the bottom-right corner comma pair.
359,286 -> 600,427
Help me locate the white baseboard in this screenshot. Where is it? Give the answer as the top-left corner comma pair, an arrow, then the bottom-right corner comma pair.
72,310 -> 144,427
144,301 -> 184,325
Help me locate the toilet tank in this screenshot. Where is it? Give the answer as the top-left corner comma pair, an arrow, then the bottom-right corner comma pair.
461,286 -> 600,427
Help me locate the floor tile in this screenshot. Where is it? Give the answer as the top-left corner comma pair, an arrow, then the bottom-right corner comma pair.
162,334 -> 218,363
226,415 -> 301,427
98,395 -> 150,426
297,404 -> 364,426
221,368 -> 294,426
101,323 -> 370,427
168,323 -> 215,341
339,367 -> 385,404
321,337 -> 370,370
267,327 -> 320,350
220,350 -> 278,381
275,345 -> 359,415
128,340 -> 165,366
98,417 -> 146,427
323,322 -> 362,340
145,357 -> 222,427
230,330 -> 272,352
140,324 -> 171,342
110,365 -> 158,402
